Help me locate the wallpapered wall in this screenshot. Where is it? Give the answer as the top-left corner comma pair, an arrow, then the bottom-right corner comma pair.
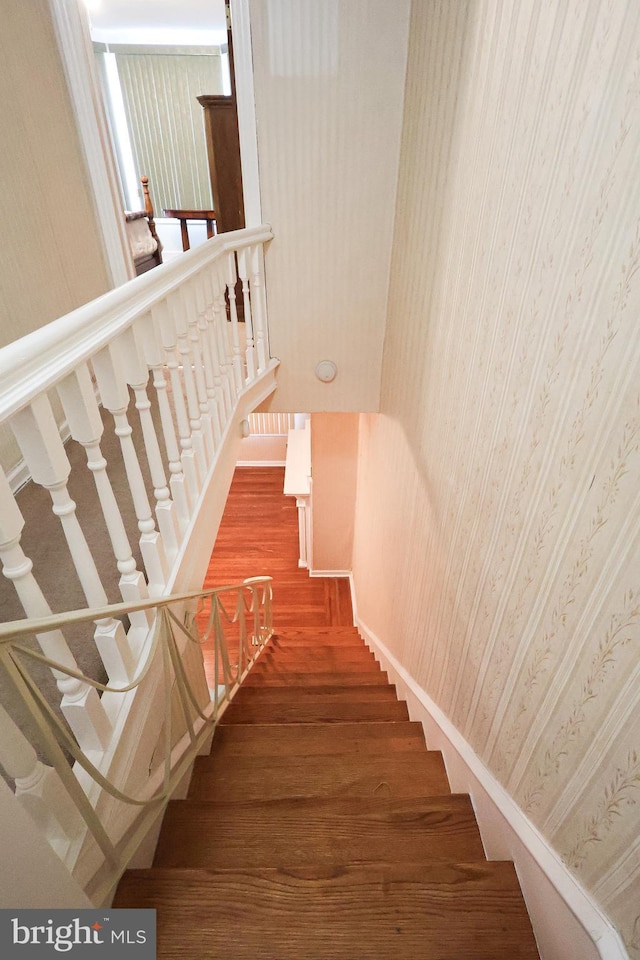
352,0 -> 640,952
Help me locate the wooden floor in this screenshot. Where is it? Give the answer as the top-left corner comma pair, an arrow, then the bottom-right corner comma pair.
114,468 -> 539,959
202,467 -> 353,628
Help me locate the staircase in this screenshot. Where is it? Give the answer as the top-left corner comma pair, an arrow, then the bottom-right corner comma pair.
114,624 -> 540,959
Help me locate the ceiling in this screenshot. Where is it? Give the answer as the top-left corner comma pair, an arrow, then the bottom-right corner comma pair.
86,0 -> 228,46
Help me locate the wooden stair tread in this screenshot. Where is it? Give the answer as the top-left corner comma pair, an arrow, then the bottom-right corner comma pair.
228,683 -> 398,702
243,669 -> 390,685
251,659 -> 381,673
220,697 -> 409,724
114,862 -> 539,959
270,629 -> 366,640
189,752 -> 451,800
258,648 -> 376,662
207,721 -> 427,758
153,795 -> 485,868
270,635 -> 364,648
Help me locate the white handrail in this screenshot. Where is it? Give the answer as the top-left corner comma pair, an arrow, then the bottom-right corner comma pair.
0,225 -> 273,420
0,577 -> 274,903
0,580 -> 272,641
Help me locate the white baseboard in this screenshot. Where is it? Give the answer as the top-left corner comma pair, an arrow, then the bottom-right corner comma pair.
351,602 -> 626,959
236,460 -> 286,467
7,457 -> 31,494
309,568 -> 351,578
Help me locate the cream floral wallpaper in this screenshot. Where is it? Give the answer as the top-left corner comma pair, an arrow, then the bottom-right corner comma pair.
352,0 -> 640,953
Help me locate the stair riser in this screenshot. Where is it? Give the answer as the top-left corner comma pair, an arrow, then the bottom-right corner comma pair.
243,672 -> 390,686
259,651 -> 376,663
273,628 -> 360,637
229,685 -> 398,702
252,661 -> 379,673
208,722 -> 427,758
270,637 -> 363,647
220,701 -> 410,724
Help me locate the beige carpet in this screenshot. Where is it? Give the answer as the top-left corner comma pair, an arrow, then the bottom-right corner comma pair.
1,398 -> 156,773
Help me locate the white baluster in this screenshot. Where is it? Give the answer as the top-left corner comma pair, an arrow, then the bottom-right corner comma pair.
225,251 -> 245,393
0,469 -> 111,753
92,341 -> 167,595
0,702 -> 81,843
212,261 -> 235,415
168,288 -> 208,477
9,397 -> 135,683
156,298 -> 202,499
250,242 -> 269,372
142,308 -> 192,534
118,326 -> 180,563
56,365 -> 154,622
237,246 -> 256,382
181,281 -> 215,462
201,269 -> 229,426
193,274 -> 223,446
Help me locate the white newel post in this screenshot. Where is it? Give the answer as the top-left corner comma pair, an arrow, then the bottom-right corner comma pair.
250,243 -> 269,373
119,326 -> 180,563
141,310 -> 192,533
0,470 -> 111,752
92,341 -> 167,595
0,702 -> 82,844
10,397 -> 136,684
193,274 -> 223,445
225,252 -> 244,394
237,246 -> 256,381
167,288 -> 208,476
0,776 -> 92,908
154,299 -> 202,499
56,364 -> 153,622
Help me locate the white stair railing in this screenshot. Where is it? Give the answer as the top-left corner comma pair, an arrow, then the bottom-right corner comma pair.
0,578 -> 273,904
0,224 -> 278,900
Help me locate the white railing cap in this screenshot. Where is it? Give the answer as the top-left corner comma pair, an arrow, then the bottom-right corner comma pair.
0,576 -> 274,642
0,224 -> 273,421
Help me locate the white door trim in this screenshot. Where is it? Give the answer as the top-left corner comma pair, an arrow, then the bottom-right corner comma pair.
47,0 -> 137,287
49,0 -> 263,268
231,0 -> 263,227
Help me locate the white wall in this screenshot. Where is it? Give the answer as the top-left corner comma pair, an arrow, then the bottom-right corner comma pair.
248,0 -> 410,412
0,2 -> 111,347
352,1 -> 640,956
0,0 -> 112,474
